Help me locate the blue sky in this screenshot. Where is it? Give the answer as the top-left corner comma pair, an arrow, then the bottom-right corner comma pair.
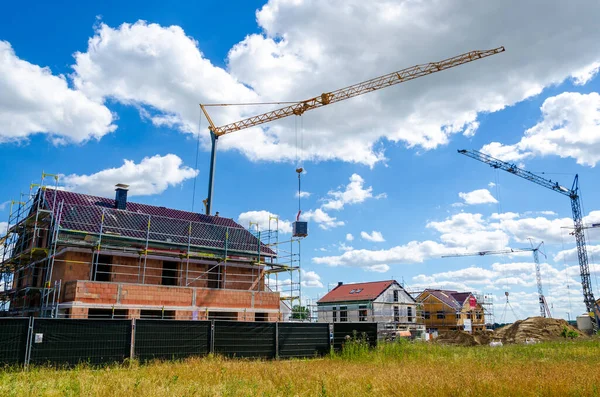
2,0 -> 600,322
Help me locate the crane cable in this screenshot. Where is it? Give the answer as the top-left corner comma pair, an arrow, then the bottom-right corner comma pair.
295,116 -> 304,221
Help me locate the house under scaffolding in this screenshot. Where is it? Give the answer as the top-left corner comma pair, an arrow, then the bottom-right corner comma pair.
0,178 -> 301,321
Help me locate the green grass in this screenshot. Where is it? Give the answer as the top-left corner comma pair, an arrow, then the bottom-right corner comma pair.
1,340 -> 599,396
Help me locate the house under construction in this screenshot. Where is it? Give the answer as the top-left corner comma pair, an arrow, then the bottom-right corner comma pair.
0,179 -> 301,320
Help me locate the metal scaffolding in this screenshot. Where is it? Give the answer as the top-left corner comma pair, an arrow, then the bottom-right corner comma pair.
1,179 -> 294,320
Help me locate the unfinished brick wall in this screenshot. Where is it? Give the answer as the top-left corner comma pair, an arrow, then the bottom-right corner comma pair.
62,281 -> 119,304
120,284 -> 193,306
52,250 -> 92,284
224,265 -> 262,290
110,255 -> 142,284
182,262 -> 208,288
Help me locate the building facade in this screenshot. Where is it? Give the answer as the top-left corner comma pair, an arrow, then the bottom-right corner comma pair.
0,185 -> 297,321
416,289 -> 486,333
317,280 -> 425,338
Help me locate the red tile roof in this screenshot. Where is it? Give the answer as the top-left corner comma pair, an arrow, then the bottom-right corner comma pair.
317,280 -> 396,304
41,189 -> 275,256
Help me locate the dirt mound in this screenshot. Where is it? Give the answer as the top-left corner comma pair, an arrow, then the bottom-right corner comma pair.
494,317 -> 586,344
436,330 -> 491,346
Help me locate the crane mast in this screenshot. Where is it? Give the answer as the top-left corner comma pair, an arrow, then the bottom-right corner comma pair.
458,149 -> 599,329
198,46 -> 505,216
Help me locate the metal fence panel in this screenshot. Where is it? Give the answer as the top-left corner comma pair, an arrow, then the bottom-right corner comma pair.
278,323 -> 330,358
333,323 -> 378,350
213,321 -> 275,358
134,320 -> 210,361
0,318 -> 29,366
29,319 -> 131,366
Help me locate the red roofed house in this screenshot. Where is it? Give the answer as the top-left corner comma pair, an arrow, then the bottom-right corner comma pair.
317,280 -> 425,338
0,185 -> 285,321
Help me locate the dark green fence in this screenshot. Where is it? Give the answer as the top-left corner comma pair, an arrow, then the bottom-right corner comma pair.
0,318 -> 332,366
278,322 -> 330,358
134,320 -> 211,361
333,323 -> 378,350
29,319 -> 132,366
0,318 -> 29,366
214,321 -> 276,358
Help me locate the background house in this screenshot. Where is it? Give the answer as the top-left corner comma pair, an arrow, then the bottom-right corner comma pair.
317,280 -> 425,338
1,185 -> 299,321
416,289 -> 486,334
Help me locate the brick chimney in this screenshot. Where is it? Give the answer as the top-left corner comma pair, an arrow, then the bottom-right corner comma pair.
115,184 -> 129,210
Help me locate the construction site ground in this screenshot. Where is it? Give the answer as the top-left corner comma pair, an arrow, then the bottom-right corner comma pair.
435,316 -> 588,346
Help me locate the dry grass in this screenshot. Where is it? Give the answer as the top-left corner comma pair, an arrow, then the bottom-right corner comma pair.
1,340 -> 600,396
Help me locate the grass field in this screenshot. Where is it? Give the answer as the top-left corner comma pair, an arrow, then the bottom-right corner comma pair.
1,340 -> 599,396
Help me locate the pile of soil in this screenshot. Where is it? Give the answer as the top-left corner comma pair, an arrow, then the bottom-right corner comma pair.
435,330 -> 491,346
494,316 -> 586,344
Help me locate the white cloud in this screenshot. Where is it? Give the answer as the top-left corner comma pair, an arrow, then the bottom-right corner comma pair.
338,242 -> 353,252
237,210 -> 292,233
481,92 -> 600,166
360,230 -> 385,243
571,62 -> 600,86
366,264 -> 390,273
490,212 -> 520,221
554,245 -> 600,263
72,21 -> 256,141
322,174 -> 384,211
301,269 -> 323,288
61,154 -> 197,197
488,182 -> 496,188
0,201 -> 11,211
224,0 -> 600,165
301,208 -> 344,230
312,210 -> 600,272
346,233 -> 354,241
8,1 -> 598,165
458,189 -> 498,205
313,240 -> 457,268
0,41 -> 115,143
0,222 -> 7,237
296,191 -> 311,198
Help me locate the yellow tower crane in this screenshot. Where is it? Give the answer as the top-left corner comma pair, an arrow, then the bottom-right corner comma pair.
200,46 -> 505,215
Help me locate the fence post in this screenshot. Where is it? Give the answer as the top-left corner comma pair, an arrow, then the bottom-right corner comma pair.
210,320 -> 215,354
130,318 -> 136,360
275,322 -> 279,359
24,317 -> 35,369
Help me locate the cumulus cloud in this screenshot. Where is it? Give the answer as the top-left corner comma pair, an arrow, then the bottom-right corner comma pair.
481,92 -> 600,166
301,208 -> 344,230
313,210 -> 600,272
366,264 -> 390,273
360,230 -> 385,242
338,242 -> 353,252
0,222 -> 7,237
296,191 -> 311,198
346,233 -> 354,241
322,174 -> 384,211
237,210 -> 292,233
458,189 -> 498,205
224,0 -> 600,165
72,21 -> 255,138
0,41 -> 115,143
554,244 -> 600,263
301,269 -> 323,288
61,154 -> 197,197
